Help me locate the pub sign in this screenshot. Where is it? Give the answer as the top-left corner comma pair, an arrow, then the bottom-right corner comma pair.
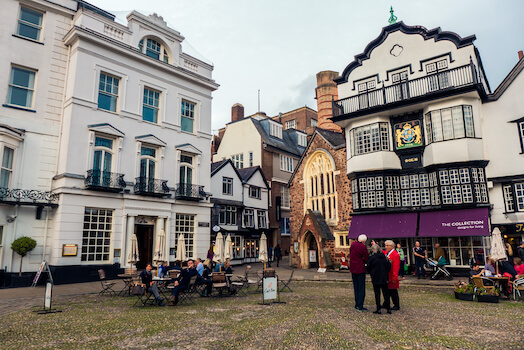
394,120 -> 423,150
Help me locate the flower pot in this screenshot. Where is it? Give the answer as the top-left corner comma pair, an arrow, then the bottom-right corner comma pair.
456,292 -> 475,301
477,294 -> 499,303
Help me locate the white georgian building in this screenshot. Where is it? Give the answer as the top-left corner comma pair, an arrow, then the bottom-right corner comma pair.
0,0 -> 218,284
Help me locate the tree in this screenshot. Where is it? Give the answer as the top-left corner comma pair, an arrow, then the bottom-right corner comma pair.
11,236 -> 37,276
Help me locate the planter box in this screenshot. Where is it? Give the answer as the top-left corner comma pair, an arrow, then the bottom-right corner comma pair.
477,294 -> 499,303
455,292 -> 475,301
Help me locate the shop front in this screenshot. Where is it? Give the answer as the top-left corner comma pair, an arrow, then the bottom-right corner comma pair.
348,208 -> 490,270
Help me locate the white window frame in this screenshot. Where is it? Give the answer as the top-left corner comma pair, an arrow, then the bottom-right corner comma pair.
142,87 -> 160,123
232,153 -> 243,169
281,186 -> 290,208
285,119 -> 296,130
243,209 -> 255,228
98,72 -> 120,112
81,208 -> 113,262
17,6 -> 44,42
280,155 -> 293,172
180,99 -> 196,134
7,66 -> 36,109
298,133 -> 307,147
138,37 -> 170,63
257,210 -> 267,229
269,121 -> 283,138
249,186 -> 261,199
222,177 -> 233,195
175,214 -> 194,258
0,146 -> 15,188
503,184 -> 515,213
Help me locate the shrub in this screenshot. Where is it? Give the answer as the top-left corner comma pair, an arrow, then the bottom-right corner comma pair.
11,236 -> 37,276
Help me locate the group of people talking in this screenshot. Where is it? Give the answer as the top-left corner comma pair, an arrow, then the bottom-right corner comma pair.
349,234 -> 401,314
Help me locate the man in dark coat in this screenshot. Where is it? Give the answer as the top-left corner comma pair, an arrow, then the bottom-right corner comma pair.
350,234 -> 369,311
517,241 -> 524,261
170,260 -> 211,305
274,244 -> 282,267
368,244 -> 391,314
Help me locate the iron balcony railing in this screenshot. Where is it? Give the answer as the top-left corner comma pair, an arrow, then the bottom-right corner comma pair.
134,177 -> 169,196
174,183 -> 206,200
333,63 -> 478,117
85,169 -> 126,192
0,187 -> 58,205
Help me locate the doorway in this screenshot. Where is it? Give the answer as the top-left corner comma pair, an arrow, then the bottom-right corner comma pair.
300,230 -> 319,269
308,233 -> 319,269
136,224 -> 153,269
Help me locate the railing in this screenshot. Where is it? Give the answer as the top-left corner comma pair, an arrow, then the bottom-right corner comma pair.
174,183 -> 205,200
134,177 -> 169,196
333,63 -> 478,116
0,187 -> 58,205
85,170 -> 126,192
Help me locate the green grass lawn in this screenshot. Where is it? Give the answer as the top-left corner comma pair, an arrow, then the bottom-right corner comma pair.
0,282 -> 523,349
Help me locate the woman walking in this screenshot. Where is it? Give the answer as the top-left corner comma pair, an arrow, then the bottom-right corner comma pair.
368,244 -> 391,314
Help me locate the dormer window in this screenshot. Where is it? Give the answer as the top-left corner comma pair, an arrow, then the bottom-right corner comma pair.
138,38 -> 170,63
298,133 -> 307,147
425,59 -> 450,91
269,121 -> 282,139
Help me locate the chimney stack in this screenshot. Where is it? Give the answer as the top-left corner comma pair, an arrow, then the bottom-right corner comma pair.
315,71 -> 341,133
231,103 -> 244,122
519,51 -> 524,61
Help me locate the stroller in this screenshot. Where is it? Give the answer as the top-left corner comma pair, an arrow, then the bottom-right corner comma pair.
426,257 -> 453,280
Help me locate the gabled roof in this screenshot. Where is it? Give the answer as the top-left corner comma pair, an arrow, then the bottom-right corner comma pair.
335,21 -> 476,84
211,159 -> 242,181
287,128 -> 345,186
302,209 -> 335,241
486,56 -> 524,102
237,166 -> 270,189
251,119 -> 305,157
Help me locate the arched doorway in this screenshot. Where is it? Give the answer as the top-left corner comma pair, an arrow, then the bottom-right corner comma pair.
300,230 -> 320,269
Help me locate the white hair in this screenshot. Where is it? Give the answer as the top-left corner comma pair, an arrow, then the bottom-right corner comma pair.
358,234 -> 367,243
385,240 -> 395,247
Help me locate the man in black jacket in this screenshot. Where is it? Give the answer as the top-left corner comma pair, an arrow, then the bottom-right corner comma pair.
170,260 -> 211,305
140,263 -> 165,306
367,244 -> 391,314
517,241 -> 524,261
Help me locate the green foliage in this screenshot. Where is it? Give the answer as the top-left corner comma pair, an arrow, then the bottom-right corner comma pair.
455,281 -> 474,293
11,236 -> 37,257
476,287 -> 500,296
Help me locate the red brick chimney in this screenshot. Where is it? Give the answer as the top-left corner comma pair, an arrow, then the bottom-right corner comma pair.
231,103 -> 244,122
315,71 -> 342,133
519,51 -> 523,60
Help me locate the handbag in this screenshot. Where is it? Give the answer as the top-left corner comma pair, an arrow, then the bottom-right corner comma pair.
132,283 -> 146,296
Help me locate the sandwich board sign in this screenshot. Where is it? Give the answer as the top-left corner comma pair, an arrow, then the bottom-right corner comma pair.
261,276 -> 285,305
32,261 -> 61,314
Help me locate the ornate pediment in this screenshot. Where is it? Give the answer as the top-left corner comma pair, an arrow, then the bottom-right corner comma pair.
88,123 -> 125,137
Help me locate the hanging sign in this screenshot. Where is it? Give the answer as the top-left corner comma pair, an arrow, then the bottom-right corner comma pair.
394,120 -> 423,149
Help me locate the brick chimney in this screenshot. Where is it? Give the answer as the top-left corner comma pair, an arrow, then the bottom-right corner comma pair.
315,71 -> 342,133
519,51 -> 523,60
231,103 -> 244,122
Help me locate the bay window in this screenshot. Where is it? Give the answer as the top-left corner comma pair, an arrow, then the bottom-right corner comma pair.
425,105 -> 474,144
349,122 -> 389,157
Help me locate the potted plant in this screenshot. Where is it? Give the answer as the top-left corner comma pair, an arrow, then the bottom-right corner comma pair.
454,281 -> 475,301
11,236 -> 37,276
476,287 -> 500,303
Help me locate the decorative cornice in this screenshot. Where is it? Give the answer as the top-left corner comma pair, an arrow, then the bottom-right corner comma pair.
335,21 -> 476,84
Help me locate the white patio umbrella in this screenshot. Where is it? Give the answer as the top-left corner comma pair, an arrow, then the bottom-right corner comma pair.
213,232 -> 224,270
127,233 -> 139,275
176,234 -> 187,262
490,227 -> 507,274
153,228 -> 166,266
224,234 -> 233,261
259,233 -> 268,269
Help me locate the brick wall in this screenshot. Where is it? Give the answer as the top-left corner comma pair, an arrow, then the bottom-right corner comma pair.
289,130 -> 352,267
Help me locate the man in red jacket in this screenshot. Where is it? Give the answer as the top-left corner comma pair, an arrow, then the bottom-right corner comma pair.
384,240 -> 400,310
350,234 -> 369,311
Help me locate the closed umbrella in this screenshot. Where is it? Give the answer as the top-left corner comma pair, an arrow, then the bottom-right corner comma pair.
259,233 -> 268,269
128,233 -> 139,275
224,234 -> 233,261
153,228 -> 166,266
490,227 -> 507,274
213,232 -> 224,270
176,234 -> 187,262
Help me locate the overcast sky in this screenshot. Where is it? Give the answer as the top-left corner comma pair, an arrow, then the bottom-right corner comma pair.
87,0 -> 523,132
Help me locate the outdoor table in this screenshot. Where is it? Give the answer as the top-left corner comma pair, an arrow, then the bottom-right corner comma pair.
117,274 -> 134,296
486,276 -> 511,292
153,277 -> 173,302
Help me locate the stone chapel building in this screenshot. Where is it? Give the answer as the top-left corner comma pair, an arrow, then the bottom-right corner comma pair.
288,71 -> 353,269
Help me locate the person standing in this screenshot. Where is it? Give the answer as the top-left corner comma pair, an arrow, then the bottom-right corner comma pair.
434,243 -> 446,264
517,241 -> 524,262
413,241 -> 427,279
350,234 -> 369,311
385,240 -> 401,310
396,243 -> 406,280
368,244 -> 391,314
274,244 -> 282,267
268,245 -> 273,267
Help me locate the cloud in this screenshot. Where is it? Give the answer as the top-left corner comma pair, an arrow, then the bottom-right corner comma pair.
275,74 -> 317,114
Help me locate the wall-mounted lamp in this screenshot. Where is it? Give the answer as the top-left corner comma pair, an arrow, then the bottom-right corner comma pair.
6,215 -> 17,223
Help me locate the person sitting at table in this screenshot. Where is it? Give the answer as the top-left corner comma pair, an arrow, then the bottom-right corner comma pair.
223,260 -> 237,295
484,257 -> 498,277
196,258 -> 204,276
469,263 -> 485,280
172,260 -> 183,271
170,260 -> 212,305
158,261 -> 169,278
514,257 -> 524,278
140,263 -> 165,306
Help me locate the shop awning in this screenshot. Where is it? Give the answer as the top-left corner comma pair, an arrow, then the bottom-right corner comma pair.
348,212 -> 418,239
418,208 -> 489,237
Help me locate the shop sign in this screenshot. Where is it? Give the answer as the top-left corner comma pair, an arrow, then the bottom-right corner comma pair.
492,223 -> 524,236
198,222 -> 210,227
400,153 -> 422,169
394,120 -> 423,149
309,250 -> 317,262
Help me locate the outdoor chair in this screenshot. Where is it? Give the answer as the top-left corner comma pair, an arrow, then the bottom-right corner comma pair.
279,270 -> 294,293
132,282 -> 157,307
471,276 -> 494,293
230,275 -> 247,296
212,272 -> 228,296
512,277 -> 524,300
178,275 -> 200,305
98,269 -> 116,296
245,270 -> 262,292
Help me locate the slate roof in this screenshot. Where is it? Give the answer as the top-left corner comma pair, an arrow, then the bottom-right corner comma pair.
251,119 -> 305,157
237,166 -> 270,189
316,128 -> 345,149
211,160 -> 227,174
308,210 -> 335,241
